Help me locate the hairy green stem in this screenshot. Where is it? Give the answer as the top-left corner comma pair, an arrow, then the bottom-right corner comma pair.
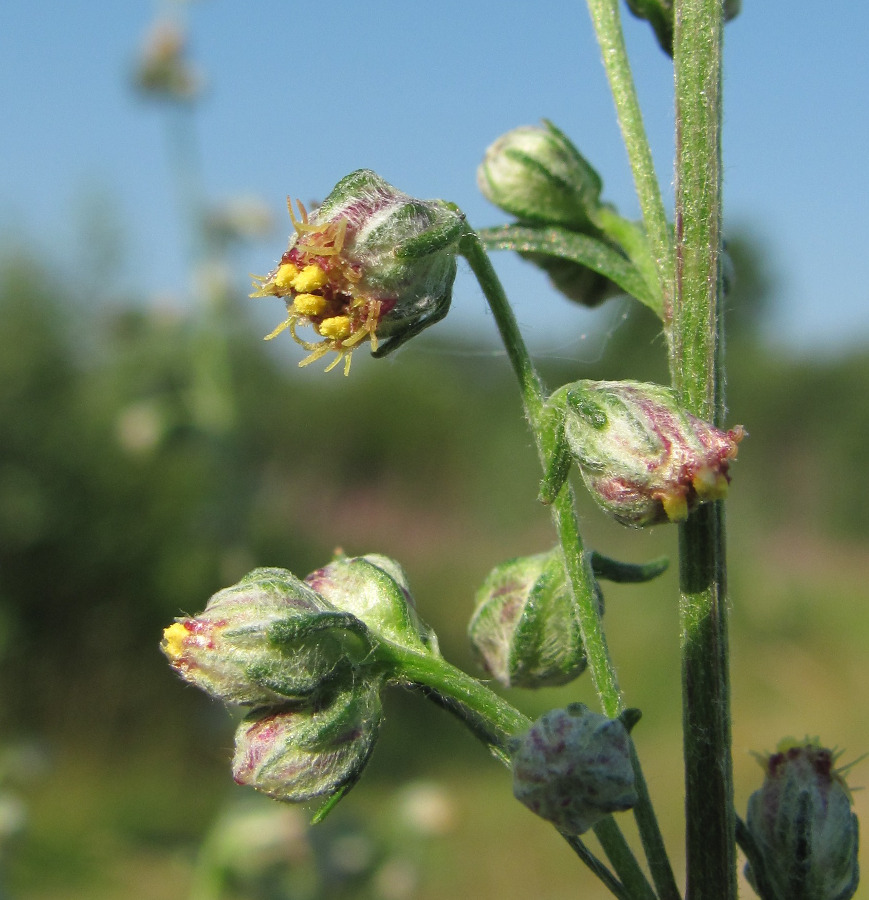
388,646 -> 632,896
585,0 -> 673,314
594,816 -> 658,900
672,0 -> 736,897
460,230 -> 679,899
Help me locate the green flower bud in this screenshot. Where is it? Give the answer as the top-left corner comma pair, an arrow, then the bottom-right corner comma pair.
252,170 -> 464,374
161,568 -> 372,706
468,548 -> 597,688
550,380 -> 744,527
232,681 -> 383,804
744,740 -> 859,900
305,554 -> 438,655
512,703 -> 639,835
477,121 -> 604,232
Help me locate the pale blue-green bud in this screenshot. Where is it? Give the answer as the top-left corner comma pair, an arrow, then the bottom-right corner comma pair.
468,548 -> 596,688
232,681 -> 383,803
305,554 -> 439,655
161,567 -> 371,706
550,380 -> 744,527
252,169 -> 464,374
744,740 -> 859,900
511,703 -> 638,835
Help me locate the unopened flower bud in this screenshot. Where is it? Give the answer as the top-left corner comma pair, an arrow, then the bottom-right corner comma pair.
744,739 -> 859,900
478,121 -> 604,232
548,380 -> 744,527
305,554 -> 438,655
132,20 -> 203,101
161,567 -> 371,705
233,681 -> 383,803
252,170 -> 464,374
512,703 -> 638,835
468,548 -> 597,688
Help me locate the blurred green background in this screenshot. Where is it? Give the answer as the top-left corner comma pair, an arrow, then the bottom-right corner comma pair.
2,236 -> 868,898
2,3 -> 869,899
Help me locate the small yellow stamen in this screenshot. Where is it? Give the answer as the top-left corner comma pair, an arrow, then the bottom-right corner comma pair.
660,491 -> 689,522
291,264 -> 329,293
162,622 -> 188,661
318,316 -> 352,342
292,293 -> 327,316
273,263 -> 300,292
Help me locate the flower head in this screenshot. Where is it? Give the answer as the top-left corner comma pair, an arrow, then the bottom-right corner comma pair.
252,170 -> 463,374
548,380 -> 744,526
511,703 -> 639,835
744,738 -> 860,900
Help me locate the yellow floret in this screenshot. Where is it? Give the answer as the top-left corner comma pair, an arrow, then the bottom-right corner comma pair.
661,491 -> 689,523
318,316 -> 352,341
291,264 -> 329,293
292,293 -> 327,316
162,622 -> 188,660
273,263 -> 300,292
692,467 -> 729,501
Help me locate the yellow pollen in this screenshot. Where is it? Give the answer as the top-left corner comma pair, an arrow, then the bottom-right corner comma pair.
660,491 -> 689,522
292,264 -> 329,293
162,622 -> 188,660
292,293 -> 327,316
273,263 -> 300,292
318,316 -> 352,342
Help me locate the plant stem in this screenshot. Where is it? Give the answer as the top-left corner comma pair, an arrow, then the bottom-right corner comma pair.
671,0 -> 736,897
460,231 -> 679,900
585,0 -> 673,314
389,646 -> 633,897
594,816 -> 658,900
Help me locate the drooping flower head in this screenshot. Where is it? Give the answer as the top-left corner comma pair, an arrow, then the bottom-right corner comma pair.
252,170 -> 464,374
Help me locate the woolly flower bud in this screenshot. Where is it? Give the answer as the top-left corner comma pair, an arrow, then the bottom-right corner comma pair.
252,170 -> 464,375
468,548 -> 596,688
744,739 -> 859,900
305,554 -> 438,655
161,568 -> 371,706
478,121 -> 604,232
555,380 -> 744,526
233,681 -> 383,803
512,703 -> 638,835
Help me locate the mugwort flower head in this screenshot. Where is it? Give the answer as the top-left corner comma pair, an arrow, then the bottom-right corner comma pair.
744,738 -> 860,900
546,380 -> 744,527
252,170 -> 464,375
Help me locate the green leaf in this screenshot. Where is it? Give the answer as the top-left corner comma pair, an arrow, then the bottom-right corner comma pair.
478,224 -> 663,318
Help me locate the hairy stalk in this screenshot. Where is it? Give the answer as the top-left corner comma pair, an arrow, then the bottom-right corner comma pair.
460,231 -> 678,899
585,0 -> 673,315
671,0 -> 735,897
386,647 -> 630,896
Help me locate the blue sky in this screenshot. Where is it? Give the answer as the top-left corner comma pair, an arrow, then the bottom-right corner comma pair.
2,1 -> 868,356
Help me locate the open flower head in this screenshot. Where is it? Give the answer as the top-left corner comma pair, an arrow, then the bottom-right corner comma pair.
252,170 -> 464,374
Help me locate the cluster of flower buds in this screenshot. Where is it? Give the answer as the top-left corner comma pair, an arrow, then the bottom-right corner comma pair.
541,380 -> 744,526
478,121 -> 629,307
511,703 -> 639,835
162,555 -> 440,807
468,548 -> 596,688
743,739 -> 859,900
252,170 -> 465,374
